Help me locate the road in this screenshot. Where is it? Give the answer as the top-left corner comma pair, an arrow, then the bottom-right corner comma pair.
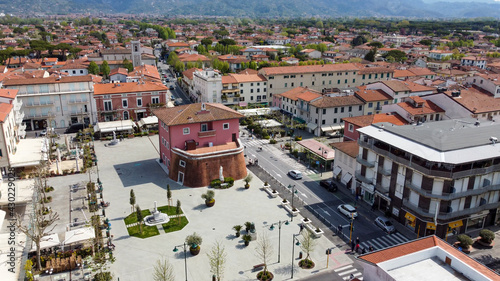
241,127 -> 411,252
157,61 -> 191,105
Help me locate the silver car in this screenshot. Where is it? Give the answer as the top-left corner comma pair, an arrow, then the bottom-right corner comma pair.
375,216 -> 395,233
288,170 -> 302,179
337,204 -> 358,218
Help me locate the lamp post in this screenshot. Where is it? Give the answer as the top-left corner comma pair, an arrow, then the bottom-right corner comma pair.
349,214 -> 355,243
287,184 -> 297,221
318,147 -> 327,177
269,220 -> 289,263
173,243 -> 188,281
291,233 -> 301,279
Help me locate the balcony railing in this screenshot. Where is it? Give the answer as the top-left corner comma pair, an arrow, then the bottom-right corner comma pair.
68,99 -> 88,104
26,112 -> 55,118
19,123 -> 26,132
16,112 -> 25,124
402,198 -> 500,220
14,100 -> 22,111
375,106 -> 382,111
405,180 -> 500,200
379,168 -> 392,176
355,170 -> 374,184
24,101 -> 54,107
359,139 -> 500,179
356,156 -> 375,168
198,130 -> 216,138
375,183 -> 390,194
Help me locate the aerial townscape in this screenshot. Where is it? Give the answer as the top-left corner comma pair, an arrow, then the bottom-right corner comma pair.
1,2 -> 500,281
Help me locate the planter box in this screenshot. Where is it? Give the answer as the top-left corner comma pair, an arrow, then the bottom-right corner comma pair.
284,204 -> 299,217
281,200 -> 290,207
264,187 -> 279,198
301,218 -> 312,226
305,223 -> 324,238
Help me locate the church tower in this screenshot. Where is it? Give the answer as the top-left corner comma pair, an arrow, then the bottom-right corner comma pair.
131,41 -> 142,67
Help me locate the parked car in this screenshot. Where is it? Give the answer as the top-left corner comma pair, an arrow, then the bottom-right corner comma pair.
174,100 -> 183,106
169,85 -> 174,90
375,216 -> 395,233
65,123 -> 85,134
337,204 -> 358,218
288,170 -> 302,180
320,180 -> 337,192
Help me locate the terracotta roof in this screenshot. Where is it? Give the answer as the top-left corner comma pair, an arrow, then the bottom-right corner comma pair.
0,89 -> 18,99
110,67 -> 129,76
401,80 -> 435,93
228,73 -> 266,83
393,69 -> 416,78
408,67 -> 436,76
101,48 -> 131,54
398,98 -> 445,115
357,67 -> 394,75
182,68 -> 201,80
3,75 -> 93,86
94,81 -> 168,96
178,53 -> 210,62
310,95 -> 364,108
0,103 -> 13,122
330,141 -> 359,158
380,80 -> 411,92
280,87 -> 322,102
445,85 -> 500,114
221,76 -> 237,84
237,69 -> 259,75
342,113 -> 408,128
260,63 -> 359,76
359,236 -> 500,280
153,103 -> 243,126
355,87 -> 393,102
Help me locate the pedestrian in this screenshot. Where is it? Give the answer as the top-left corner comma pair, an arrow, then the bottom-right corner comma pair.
351,240 -> 355,252
356,237 -> 360,245
369,245 -> 374,252
35,132 -> 38,138
338,224 -> 343,235
362,247 -> 366,254
300,224 -> 304,232
350,273 -> 354,280
355,243 -> 360,253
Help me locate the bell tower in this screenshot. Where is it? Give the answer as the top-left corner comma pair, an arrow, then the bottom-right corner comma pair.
131,41 -> 142,67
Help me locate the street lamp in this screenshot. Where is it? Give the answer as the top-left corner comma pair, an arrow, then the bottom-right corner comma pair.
173,243 -> 188,281
269,220 -> 289,263
349,214 -> 355,243
291,233 -> 301,279
287,184 -> 298,221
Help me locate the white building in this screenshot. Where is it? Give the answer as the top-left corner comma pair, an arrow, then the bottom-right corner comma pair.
461,56 -> 487,69
331,141 -> 358,193
3,75 -> 97,130
192,69 -> 222,103
220,72 -> 268,105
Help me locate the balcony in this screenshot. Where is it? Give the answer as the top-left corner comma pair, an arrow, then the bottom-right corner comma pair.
68,99 -> 88,104
15,112 -> 25,124
14,100 -> 22,111
375,106 -> 382,111
198,130 -> 216,138
356,156 -> 375,168
27,112 -> 55,118
402,198 -> 500,221
375,183 -> 390,194
19,123 -> 26,132
355,170 -> 374,184
379,167 -> 392,176
405,179 -> 500,200
24,101 -> 54,107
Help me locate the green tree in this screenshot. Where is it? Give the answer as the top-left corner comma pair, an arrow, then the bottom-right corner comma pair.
299,230 -> 316,263
368,41 -> 384,48
136,205 -> 143,234
317,43 -> 327,53
166,184 -> 172,206
88,61 -> 99,75
351,35 -> 367,47
100,61 -> 110,79
129,189 -> 136,213
384,50 -> 407,62
122,59 -> 134,72
201,38 -> 213,47
174,60 -> 185,73
364,48 -> 377,62
419,39 -> 433,46
176,200 -> 181,224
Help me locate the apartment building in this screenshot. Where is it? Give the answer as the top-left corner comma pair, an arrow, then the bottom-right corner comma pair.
192,69 -> 222,103
354,86 -> 393,115
461,56 -> 487,69
356,119 -> 500,238
381,96 -> 445,124
308,95 -> 364,136
220,73 -> 268,106
3,75 -> 97,130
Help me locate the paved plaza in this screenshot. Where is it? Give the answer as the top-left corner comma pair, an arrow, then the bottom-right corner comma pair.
92,136 -> 352,281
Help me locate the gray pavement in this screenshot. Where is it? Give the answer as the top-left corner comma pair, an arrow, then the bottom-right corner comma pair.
39,135 -> 355,281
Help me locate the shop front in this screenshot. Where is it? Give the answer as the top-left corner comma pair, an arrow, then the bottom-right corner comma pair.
360,181 -> 374,204
447,220 -> 463,236
425,222 -> 436,236
374,190 -> 391,212
405,212 -> 416,231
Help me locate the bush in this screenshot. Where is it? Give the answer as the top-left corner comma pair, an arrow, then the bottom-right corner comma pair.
294,136 -> 302,141
479,229 -> 495,244
185,232 -> 203,248
224,177 -> 234,187
263,135 -> 270,139
457,234 -> 473,249
210,179 -> 221,188
269,139 -> 277,144
291,149 -> 299,158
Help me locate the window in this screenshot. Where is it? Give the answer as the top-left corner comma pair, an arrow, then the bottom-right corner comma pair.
123,111 -> 129,120
72,70 -> 76,74
394,98 -> 398,103
352,79 -> 355,83
270,84 -> 273,89
368,102 -> 373,108
264,88 -> 267,92
240,90 -> 244,94
183,128 -> 190,135
369,74 -> 372,79
316,108 -> 319,114
80,70 -> 84,74
284,83 -> 287,88
312,81 -> 315,86
263,95 -> 267,100
323,109 -> 326,114
337,80 -> 341,84
122,99 -> 128,108
334,108 -> 338,113
341,107 -> 344,113
322,81 -> 325,85
348,124 -> 354,132
359,105 -> 362,111
322,119 -> 325,125
251,89 -> 254,93
284,75 -> 289,79
251,96 -> 254,101
104,100 -> 112,111
137,98 -> 142,106
179,160 -> 186,167
257,82 -> 260,86
152,97 -> 160,104
251,83 -> 254,86
375,74 -> 378,79
345,79 -> 348,84
223,123 -> 229,130
269,76 -> 274,80
201,123 -> 208,132
362,74 -> 366,79
380,73 -> 384,78
348,106 -> 352,112
291,82 -> 294,87
257,88 -> 260,93
333,118 -> 337,123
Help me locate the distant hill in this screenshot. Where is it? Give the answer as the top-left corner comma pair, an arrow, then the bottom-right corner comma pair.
2,0 -> 500,18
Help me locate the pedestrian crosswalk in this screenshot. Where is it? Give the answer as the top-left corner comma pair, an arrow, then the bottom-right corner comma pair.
359,232 -> 409,252
335,264 -> 363,280
242,139 -> 269,147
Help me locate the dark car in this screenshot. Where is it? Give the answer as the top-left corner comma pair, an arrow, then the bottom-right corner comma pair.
320,180 -> 337,192
169,85 -> 174,90
65,123 -> 85,134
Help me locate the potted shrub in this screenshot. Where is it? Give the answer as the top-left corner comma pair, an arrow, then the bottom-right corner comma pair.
201,190 -> 215,207
185,232 -> 203,256
456,234 -> 473,252
244,174 -> 253,189
233,225 -> 242,237
242,234 -> 252,246
263,181 -> 270,188
244,221 -> 253,233
281,198 -> 289,207
479,229 -> 495,246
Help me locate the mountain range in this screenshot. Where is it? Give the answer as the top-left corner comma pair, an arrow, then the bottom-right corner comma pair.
2,0 -> 500,18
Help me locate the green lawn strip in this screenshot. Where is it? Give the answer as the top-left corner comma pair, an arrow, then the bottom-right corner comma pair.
124,209 -> 152,225
127,224 -> 160,238
162,216 -> 189,233
157,205 -> 183,216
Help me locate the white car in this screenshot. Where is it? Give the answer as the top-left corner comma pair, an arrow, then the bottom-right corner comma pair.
288,170 -> 302,180
375,216 -> 395,233
337,204 -> 358,218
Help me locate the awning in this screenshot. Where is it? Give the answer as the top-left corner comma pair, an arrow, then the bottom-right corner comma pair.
375,190 -> 391,202
341,173 -> 352,184
100,126 -> 134,133
405,212 -> 416,222
448,220 -> 463,229
426,222 -> 436,230
307,122 -> 318,130
321,124 -> 343,132
137,116 -> 158,127
64,227 -> 95,245
333,166 -> 342,177
32,233 -> 60,250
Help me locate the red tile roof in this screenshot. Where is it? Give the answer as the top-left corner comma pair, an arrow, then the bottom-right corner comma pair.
342,113 -> 408,128
330,141 -> 359,158
280,87 -> 322,102
259,63 -> 359,76
0,89 -> 18,99
94,81 -> 167,96
0,103 -> 13,122
153,103 -> 243,126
